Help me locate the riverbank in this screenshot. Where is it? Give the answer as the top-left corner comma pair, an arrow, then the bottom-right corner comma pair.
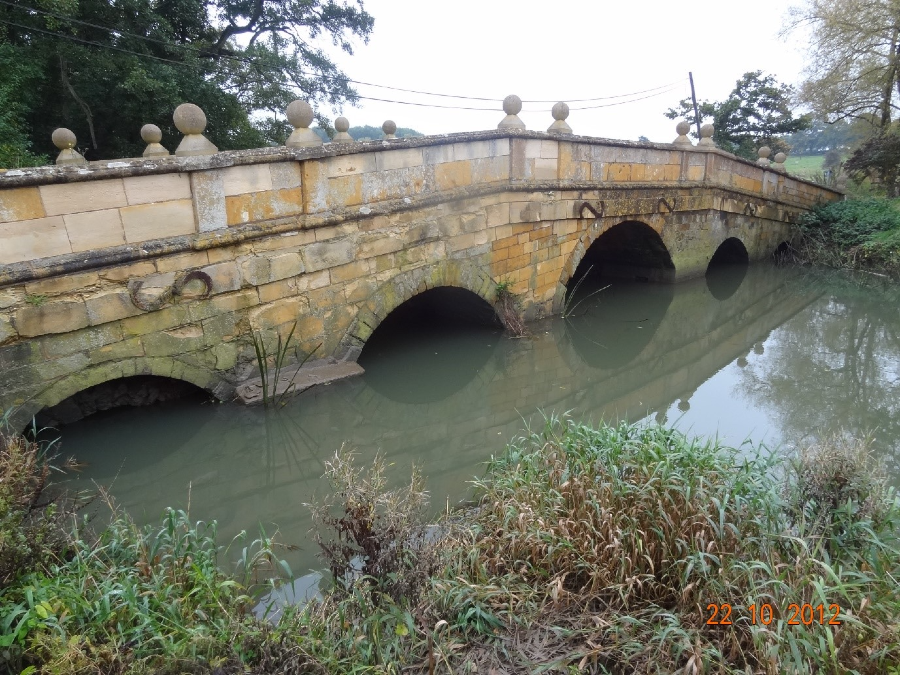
789,197 -> 900,277
2,417 -> 899,673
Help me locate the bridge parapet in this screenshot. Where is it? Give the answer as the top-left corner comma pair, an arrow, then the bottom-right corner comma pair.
1,127 -> 836,278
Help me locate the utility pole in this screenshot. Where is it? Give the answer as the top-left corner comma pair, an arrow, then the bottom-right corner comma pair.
689,72 -> 701,139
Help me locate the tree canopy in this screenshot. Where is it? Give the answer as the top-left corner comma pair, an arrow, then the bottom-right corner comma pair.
784,0 -> 900,129
0,0 -> 374,162
665,71 -> 810,160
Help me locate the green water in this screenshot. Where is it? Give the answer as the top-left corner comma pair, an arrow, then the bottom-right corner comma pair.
57,264 -> 900,576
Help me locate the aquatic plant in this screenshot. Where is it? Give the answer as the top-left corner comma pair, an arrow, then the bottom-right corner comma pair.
561,264 -> 608,318
494,279 -> 527,337
249,322 -> 320,408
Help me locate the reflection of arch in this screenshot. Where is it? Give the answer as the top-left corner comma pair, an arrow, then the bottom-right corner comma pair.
338,259 -> 497,358
555,220 -> 675,310
560,280 -> 674,370
706,237 -> 749,301
14,358 -> 224,430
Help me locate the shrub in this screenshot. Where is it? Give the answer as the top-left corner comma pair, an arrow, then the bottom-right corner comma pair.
798,198 -> 900,248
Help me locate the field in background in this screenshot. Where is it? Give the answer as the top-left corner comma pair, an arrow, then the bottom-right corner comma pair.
785,154 -> 825,178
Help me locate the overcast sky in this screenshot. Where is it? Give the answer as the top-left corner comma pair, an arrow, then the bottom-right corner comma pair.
324,0 -> 810,142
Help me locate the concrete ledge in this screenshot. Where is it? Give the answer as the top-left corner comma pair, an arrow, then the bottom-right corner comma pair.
235,356 -> 364,405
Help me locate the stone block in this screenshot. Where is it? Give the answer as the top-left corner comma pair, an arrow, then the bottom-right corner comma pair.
524,139 -> 542,159
485,202 -> 510,228
375,148 -> 423,171
423,144 -> 454,165
0,288 -> 24,310
39,179 -> 127,216
14,299 -> 89,337
123,173 -> 191,205
269,162 -> 303,190
295,269 -> 330,292
0,187 -> 45,223
155,251 -> 209,273
533,158 -> 558,181
90,336 -> 144,364
249,297 -> 301,330
540,140 -> 559,159
435,160 -> 473,191
225,187 -> 302,225
99,261 -> 156,282
142,324 -> 206,357
40,323 -> 122,358
121,305 -> 190,336
326,175 -> 363,209
24,271 -> 100,296
330,258 -> 371,283
64,208 -> 126,252
269,252 -> 304,281
326,154 -> 376,178
362,165 -> 432,203
241,257 -> 271,286
221,164 -> 274,196
202,261 -> 242,292
85,291 -> 142,325
0,216 -> 71,264
303,238 -> 358,273
121,199 -> 195,243
0,315 -> 13,344
358,235 -> 404,259
190,170 -> 227,232
257,278 -> 295,303
472,156 -> 509,183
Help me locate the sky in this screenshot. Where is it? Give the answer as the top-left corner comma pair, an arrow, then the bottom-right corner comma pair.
323,0 -> 812,142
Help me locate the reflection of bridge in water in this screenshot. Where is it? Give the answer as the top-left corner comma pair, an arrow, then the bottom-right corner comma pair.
64,264 -> 821,567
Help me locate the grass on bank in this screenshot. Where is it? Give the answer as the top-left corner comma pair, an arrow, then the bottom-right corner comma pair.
2,416 -> 899,673
790,197 -> 900,277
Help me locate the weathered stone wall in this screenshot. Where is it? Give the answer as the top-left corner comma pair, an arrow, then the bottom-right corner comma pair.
0,131 -> 841,426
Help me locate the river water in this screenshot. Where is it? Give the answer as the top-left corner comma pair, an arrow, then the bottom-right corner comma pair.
56,264 -> 900,576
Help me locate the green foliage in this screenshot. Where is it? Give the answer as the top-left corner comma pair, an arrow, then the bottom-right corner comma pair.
0,0 -> 374,159
845,128 -> 900,197
784,118 -> 870,156
250,322 -> 321,408
665,71 -> 810,159
311,124 -> 424,142
799,198 -> 900,247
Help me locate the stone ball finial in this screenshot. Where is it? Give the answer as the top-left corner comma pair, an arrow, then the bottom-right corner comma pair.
498,94 -> 526,131
673,120 -> 693,147
52,128 -> 85,166
140,123 -> 169,158
757,145 -> 772,166
698,123 -> 716,148
285,100 -> 322,148
773,152 -> 787,172
382,119 -> 397,139
286,100 -> 314,129
332,116 -> 354,143
52,128 -> 77,150
547,101 -> 573,135
173,103 -> 207,135
503,95 -> 523,116
551,102 -> 569,121
140,124 -> 162,144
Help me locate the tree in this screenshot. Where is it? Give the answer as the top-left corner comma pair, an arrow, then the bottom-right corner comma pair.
665,71 -> 810,160
844,130 -> 900,196
783,118 -> 871,156
0,0 -> 374,160
784,0 -> 900,129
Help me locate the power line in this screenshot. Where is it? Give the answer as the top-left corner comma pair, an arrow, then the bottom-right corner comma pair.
3,0 -> 687,105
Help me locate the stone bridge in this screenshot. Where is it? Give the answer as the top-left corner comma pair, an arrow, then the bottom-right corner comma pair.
0,106 -> 841,427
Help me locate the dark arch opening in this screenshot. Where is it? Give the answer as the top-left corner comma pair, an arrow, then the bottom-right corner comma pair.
34,375 -> 211,429
358,287 -> 502,404
705,237 -> 749,301
562,222 -> 675,370
773,240 -> 793,264
569,221 -> 676,288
